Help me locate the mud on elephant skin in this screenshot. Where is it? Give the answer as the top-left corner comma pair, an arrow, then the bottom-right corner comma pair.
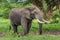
9,6 -> 49,35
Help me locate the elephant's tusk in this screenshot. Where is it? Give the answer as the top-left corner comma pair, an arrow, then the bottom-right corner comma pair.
43,19 -> 50,23
37,19 -> 45,23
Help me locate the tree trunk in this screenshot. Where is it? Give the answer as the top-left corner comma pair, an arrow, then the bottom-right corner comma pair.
31,0 -> 43,10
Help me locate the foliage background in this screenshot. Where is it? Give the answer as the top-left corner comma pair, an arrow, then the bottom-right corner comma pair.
0,0 -> 60,23
0,0 -> 60,40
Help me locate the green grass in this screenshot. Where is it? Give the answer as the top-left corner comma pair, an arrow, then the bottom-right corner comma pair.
0,17 -> 60,40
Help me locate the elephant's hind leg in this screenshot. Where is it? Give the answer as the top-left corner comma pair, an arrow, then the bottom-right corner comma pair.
12,24 -> 18,33
27,20 -> 32,34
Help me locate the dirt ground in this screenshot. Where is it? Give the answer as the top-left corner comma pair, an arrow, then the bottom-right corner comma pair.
31,30 -> 60,35
0,32 -> 3,37
43,30 -> 60,35
0,30 -> 60,37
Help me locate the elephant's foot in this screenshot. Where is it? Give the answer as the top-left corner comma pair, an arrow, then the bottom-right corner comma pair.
39,31 -> 42,35
20,32 -> 28,35
14,31 -> 19,34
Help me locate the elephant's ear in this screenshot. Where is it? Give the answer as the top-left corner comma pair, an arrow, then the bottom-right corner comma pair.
26,7 -> 35,11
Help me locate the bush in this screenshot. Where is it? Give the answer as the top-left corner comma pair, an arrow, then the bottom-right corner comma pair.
0,2 -> 26,18
0,2 -> 60,24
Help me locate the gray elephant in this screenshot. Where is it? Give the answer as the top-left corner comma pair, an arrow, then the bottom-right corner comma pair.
9,6 -> 49,35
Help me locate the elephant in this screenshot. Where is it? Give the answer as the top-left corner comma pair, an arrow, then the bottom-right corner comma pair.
9,6 -> 49,35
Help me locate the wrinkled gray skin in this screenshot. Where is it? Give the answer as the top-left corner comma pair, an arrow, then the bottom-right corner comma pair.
9,7 -> 44,35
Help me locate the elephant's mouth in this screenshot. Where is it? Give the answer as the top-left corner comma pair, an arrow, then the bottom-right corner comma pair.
37,19 -> 50,23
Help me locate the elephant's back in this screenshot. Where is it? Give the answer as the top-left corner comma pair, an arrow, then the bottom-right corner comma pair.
9,8 -> 22,25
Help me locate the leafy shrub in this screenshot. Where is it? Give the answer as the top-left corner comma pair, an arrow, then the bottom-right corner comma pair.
0,2 -> 25,18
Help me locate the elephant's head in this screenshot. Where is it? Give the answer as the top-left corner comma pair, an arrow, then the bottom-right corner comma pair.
27,7 -> 50,23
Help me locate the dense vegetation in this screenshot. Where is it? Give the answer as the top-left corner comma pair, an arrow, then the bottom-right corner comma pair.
0,16 -> 60,40
0,2 -> 59,23
0,0 -> 60,40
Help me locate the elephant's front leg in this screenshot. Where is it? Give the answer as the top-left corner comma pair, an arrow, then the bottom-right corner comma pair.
38,23 -> 42,35
21,17 -> 28,35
